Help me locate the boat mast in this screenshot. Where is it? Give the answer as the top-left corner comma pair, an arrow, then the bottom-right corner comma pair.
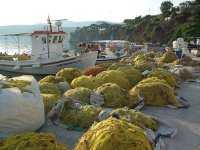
47,33 -> 50,58
47,16 -> 52,58
4,36 -> 7,53
17,36 -> 20,55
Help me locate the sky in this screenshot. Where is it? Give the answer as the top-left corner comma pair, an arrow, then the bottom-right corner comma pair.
0,0 -> 188,26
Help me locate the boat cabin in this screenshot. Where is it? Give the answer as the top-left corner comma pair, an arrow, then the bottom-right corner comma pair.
31,30 -> 65,60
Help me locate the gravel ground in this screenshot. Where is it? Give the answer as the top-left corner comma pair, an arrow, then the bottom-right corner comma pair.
41,79 -> 200,150
144,81 -> 200,150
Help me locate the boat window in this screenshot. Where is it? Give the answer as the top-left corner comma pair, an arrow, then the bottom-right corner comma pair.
48,36 -> 52,43
53,36 -> 58,43
58,36 -> 63,43
42,37 -> 47,44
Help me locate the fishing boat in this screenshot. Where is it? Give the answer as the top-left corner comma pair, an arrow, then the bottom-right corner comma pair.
79,40 -> 129,64
0,17 -> 97,75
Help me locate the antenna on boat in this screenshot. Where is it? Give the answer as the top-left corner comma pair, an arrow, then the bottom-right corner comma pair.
52,19 -> 68,31
47,15 -> 52,32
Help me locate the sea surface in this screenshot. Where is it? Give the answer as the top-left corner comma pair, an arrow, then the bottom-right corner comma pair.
0,26 -> 76,78
0,25 -> 77,55
0,35 -> 73,55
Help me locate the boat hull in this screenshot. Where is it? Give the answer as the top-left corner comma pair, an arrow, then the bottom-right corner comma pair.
0,51 -> 97,75
96,54 -> 127,64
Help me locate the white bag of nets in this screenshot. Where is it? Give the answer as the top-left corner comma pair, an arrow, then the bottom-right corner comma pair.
0,75 -> 45,138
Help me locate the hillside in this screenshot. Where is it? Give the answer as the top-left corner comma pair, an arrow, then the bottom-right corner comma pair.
70,0 -> 200,45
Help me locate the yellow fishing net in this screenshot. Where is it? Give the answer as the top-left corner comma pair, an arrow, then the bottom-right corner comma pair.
39,75 -> 64,84
56,68 -> 82,83
71,75 -> 97,89
129,77 -> 181,107
110,108 -> 158,131
0,132 -> 68,150
148,68 -> 177,88
134,61 -> 153,72
159,51 -> 177,63
39,82 -> 61,96
75,117 -> 153,150
42,94 -> 60,113
117,66 -> 143,86
1,79 -> 31,92
61,105 -> 101,129
63,87 -> 92,104
95,83 -> 135,108
107,62 -> 128,70
95,70 -> 131,90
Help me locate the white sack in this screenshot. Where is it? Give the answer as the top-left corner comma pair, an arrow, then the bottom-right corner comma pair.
0,75 -> 45,138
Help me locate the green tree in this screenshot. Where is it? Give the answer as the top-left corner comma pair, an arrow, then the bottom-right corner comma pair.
160,1 -> 173,17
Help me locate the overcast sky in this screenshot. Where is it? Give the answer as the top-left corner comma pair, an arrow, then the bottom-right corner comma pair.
0,0 -> 187,25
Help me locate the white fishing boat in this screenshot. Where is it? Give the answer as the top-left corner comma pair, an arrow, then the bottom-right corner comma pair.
0,18 -> 97,75
79,40 -> 129,64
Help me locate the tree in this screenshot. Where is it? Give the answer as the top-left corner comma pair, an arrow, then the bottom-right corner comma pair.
179,1 -> 192,15
160,1 -> 174,17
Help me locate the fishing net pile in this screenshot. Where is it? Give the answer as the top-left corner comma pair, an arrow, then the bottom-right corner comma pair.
0,132 -> 68,150
107,62 -> 128,70
39,82 -> 61,113
159,51 -> 177,63
97,62 -> 114,69
83,65 -> 106,76
42,94 -> 60,113
39,75 -> 71,113
71,75 -> 97,89
75,117 -> 153,150
148,68 -> 177,88
110,108 -> 158,131
95,70 -> 131,90
173,55 -> 200,66
116,66 -> 143,86
39,82 -> 61,95
1,79 -> 31,92
39,75 -> 64,84
132,53 -> 155,72
61,105 -> 101,129
56,68 -> 81,83
64,87 -> 92,104
129,77 -> 181,107
95,83 -> 136,108
170,66 -> 193,81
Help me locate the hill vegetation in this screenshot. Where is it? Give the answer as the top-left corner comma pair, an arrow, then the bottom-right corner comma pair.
70,0 -> 200,45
